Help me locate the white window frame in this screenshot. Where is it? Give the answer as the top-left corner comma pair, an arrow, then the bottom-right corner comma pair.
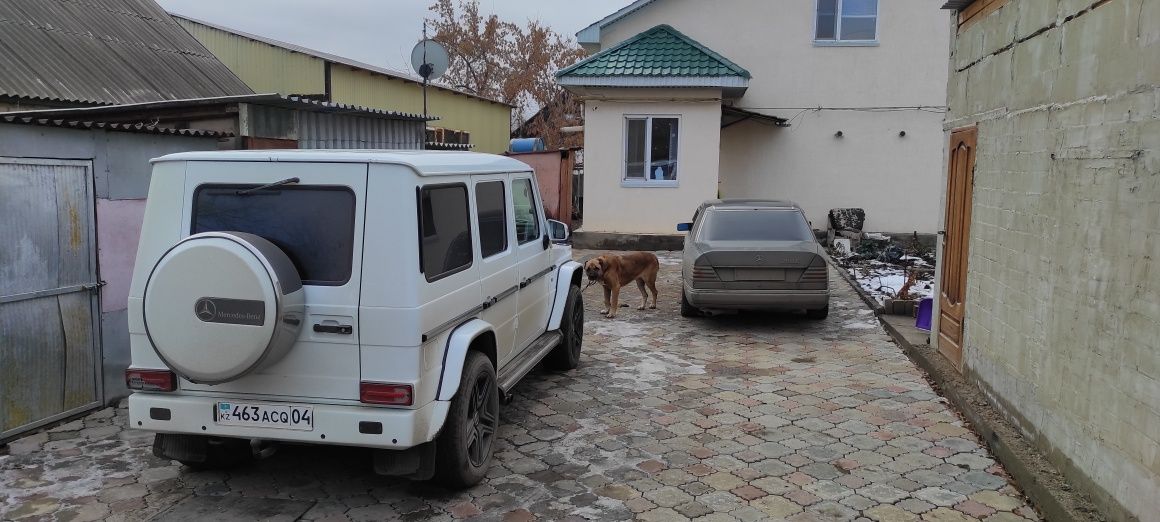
813,0 -> 879,47
622,115 -> 680,188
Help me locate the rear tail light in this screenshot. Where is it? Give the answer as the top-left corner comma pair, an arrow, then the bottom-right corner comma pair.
360,382 -> 413,406
125,369 -> 176,392
800,259 -> 829,282
692,265 -> 719,282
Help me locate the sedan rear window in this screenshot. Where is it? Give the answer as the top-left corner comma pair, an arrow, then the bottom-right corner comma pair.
700,209 -> 815,242
192,185 -> 356,285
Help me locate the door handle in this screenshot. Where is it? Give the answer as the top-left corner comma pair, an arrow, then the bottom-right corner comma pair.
313,323 -> 353,335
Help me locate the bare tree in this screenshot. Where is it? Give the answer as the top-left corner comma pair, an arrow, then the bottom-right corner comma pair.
428,0 -> 586,148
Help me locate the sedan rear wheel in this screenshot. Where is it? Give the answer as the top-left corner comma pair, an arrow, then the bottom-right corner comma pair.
680,290 -> 700,317
806,305 -> 829,320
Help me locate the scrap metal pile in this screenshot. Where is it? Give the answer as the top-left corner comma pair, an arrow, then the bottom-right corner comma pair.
824,208 -> 936,304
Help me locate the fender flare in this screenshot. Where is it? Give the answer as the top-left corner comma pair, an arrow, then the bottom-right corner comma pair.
436,318 -> 495,401
547,261 -> 583,331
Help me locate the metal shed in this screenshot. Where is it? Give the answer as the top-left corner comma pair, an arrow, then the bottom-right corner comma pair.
5,94 -> 431,150
0,117 -> 229,442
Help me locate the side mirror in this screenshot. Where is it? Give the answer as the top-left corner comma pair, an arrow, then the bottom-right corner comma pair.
547,219 -> 571,244
677,222 -> 692,232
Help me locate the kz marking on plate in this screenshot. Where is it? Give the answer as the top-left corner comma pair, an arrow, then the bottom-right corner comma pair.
215,402 -> 314,431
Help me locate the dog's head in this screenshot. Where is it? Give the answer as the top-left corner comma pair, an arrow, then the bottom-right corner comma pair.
584,256 -> 607,281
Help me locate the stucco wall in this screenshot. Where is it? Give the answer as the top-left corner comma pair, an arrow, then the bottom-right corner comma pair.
587,0 -> 951,233
720,109 -> 945,232
581,88 -> 722,234
940,0 -> 1160,519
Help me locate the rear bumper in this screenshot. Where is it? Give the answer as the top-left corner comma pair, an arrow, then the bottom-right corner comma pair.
128,393 -> 449,449
685,284 -> 829,310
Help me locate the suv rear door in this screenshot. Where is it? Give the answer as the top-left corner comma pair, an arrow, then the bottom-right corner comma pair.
180,161 -> 367,401
472,176 -> 519,366
511,176 -> 554,352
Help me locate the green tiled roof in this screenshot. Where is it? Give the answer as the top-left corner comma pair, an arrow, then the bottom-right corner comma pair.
557,25 -> 751,79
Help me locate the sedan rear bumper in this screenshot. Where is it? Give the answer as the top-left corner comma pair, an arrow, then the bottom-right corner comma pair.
684,283 -> 829,311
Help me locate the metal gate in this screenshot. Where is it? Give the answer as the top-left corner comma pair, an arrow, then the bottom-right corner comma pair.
1,157 -> 102,442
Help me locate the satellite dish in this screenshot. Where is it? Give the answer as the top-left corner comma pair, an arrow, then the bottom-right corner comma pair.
411,39 -> 449,81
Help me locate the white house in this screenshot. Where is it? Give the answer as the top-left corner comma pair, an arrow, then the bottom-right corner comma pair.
558,0 -> 952,236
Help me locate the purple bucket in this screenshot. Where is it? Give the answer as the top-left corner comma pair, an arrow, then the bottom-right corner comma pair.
915,297 -> 933,332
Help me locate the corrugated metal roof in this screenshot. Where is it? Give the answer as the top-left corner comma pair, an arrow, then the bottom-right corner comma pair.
0,114 -> 231,137
169,13 -> 513,108
557,24 -> 750,79
0,0 -> 253,106
5,93 -> 435,122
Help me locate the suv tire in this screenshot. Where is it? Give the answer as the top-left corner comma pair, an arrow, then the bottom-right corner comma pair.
806,305 -> 830,320
433,351 -> 498,488
545,285 -> 583,371
680,290 -> 700,318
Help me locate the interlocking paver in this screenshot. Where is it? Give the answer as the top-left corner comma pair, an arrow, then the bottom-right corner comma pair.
0,251 -> 1036,520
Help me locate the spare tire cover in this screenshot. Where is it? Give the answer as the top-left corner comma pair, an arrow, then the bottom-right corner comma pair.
144,231 -> 305,384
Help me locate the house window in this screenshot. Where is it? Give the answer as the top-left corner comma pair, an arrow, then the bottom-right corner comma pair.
815,0 -> 878,43
625,116 -> 679,186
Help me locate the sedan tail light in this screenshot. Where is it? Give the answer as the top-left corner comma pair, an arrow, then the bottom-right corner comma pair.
360,382 -> 413,406
800,257 -> 829,282
692,265 -> 719,283
125,369 -> 176,392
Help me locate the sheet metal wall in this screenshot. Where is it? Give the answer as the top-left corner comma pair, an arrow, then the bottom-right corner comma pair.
176,18 -> 325,97
0,158 -> 101,441
297,111 -> 424,150
0,123 -> 222,440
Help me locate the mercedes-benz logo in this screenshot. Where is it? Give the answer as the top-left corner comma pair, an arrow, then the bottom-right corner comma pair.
194,298 -> 217,322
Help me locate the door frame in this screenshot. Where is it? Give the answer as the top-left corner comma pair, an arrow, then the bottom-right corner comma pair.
0,157 -> 102,442
936,126 -> 977,370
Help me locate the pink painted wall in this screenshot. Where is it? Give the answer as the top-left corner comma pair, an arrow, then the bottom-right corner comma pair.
96,198 -> 146,312
511,151 -> 561,219
507,150 -> 574,226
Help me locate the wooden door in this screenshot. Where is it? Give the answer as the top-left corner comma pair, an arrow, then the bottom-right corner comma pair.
938,127 -> 977,370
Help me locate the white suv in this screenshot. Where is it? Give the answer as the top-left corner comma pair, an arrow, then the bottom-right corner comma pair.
125,150 -> 584,487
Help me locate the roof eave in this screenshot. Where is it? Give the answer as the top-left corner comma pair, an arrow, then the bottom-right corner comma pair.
558,76 -> 749,88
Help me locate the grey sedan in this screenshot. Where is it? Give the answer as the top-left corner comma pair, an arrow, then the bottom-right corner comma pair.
677,200 -> 830,319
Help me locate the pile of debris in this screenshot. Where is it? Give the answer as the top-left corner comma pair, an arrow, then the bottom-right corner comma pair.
824,208 -> 936,308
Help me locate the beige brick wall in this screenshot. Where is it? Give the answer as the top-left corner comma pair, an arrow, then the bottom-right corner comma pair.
943,0 -> 1160,519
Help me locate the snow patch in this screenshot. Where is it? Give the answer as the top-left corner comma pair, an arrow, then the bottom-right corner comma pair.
610,351 -> 705,383
842,320 -> 880,330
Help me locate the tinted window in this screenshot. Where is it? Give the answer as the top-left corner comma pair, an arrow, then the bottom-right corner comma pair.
700,209 -> 815,242
192,185 -> 355,285
476,181 -> 507,258
512,178 -> 541,244
419,185 -> 473,281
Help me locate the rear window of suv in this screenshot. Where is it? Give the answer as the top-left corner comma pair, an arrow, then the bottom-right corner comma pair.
700,209 -> 815,242
192,184 -> 356,285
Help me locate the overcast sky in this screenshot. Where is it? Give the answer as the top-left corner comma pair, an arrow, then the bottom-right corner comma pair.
157,0 -> 631,78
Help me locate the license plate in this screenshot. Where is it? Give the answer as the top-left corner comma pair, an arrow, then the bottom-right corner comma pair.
735,268 -> 786,281
215,402 -> 314,431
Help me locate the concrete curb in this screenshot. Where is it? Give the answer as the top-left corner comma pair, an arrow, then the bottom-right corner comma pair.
875,314 -> 1105,522
828,258 -> 885,315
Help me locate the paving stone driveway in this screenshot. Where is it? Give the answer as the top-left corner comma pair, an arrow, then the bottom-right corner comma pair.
0,251 -> 1038,521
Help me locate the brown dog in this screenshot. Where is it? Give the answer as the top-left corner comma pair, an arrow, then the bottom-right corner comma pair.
584,252 -> 660,317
